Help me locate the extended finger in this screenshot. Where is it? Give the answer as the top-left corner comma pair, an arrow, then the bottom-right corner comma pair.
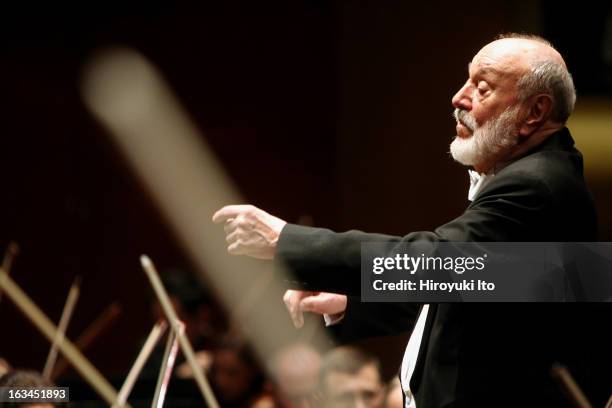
212,205 -> 251,223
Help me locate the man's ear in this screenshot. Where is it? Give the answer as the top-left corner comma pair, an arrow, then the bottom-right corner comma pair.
518,94 -> 553,137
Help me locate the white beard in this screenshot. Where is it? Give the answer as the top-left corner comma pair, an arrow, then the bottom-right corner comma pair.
450,106 -> 521,169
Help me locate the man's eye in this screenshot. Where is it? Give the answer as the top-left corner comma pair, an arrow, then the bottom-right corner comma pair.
477,82 -> 489,94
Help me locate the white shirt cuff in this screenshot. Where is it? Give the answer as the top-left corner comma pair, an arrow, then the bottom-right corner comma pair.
323,312 -> 345,326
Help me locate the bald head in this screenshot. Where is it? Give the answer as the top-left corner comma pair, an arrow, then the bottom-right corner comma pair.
475,37 -> 566,75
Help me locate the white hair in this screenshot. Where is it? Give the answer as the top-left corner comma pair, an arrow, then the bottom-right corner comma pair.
516,60 -> 576,123
497,33 -> 576,123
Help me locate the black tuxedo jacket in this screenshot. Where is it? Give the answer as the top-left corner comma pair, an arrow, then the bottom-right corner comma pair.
276,128 -> 606,407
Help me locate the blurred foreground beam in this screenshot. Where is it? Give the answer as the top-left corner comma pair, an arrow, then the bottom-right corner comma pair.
81,47 -> 329,363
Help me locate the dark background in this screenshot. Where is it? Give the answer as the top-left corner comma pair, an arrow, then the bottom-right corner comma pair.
1,0 -> 610,387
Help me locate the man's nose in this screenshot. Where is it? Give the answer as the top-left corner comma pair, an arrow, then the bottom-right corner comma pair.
452,81 -> 472,110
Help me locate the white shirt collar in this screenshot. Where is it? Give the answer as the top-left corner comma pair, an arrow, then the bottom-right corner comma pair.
466,158 -> 513,201
468,169 -> 491,201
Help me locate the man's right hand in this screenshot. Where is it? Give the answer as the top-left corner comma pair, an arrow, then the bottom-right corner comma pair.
212,204 -> 287,260
283,290 -> 347,328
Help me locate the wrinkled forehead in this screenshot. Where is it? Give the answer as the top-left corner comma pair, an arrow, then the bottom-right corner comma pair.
470,40 -> 533,78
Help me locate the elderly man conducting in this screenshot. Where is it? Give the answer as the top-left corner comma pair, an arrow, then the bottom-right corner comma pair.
213,34 -> 598,407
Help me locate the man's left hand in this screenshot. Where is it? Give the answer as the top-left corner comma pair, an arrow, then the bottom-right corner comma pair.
283,290 -> 348,328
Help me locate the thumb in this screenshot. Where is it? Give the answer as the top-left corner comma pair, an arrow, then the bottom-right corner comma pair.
283,290 -> 307,329
292,307 -> 305,329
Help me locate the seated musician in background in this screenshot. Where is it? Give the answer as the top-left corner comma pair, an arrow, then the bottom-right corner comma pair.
319,347 -> 386,408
